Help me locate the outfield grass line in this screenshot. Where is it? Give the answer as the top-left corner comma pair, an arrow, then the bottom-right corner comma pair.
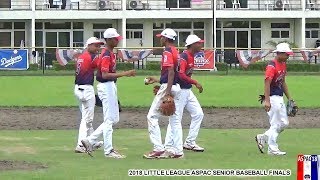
1,75 -> 319,107
0,129 -> 317,180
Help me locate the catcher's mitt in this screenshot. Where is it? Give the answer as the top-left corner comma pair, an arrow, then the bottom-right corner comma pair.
153,85 -> 160,95
258,95 -> 265,104
287,99 -> 298,117
159,95 -> 175,116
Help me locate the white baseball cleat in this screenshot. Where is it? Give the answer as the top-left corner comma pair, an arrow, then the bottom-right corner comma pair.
183,143 -> 204,152
268,149 -> 286,156
160,150 -> 184,159
255,134 -> 266,153
74,145 -> 86,153
105,149 -> 126,159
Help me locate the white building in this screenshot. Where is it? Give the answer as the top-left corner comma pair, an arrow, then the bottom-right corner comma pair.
0,0 -> 320,61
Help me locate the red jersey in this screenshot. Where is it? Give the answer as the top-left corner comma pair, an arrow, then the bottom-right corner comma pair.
265,59 -> 287,96
96,48 -> 117,83
160,46 -> 179,84
178,50 -> 198,89
75,51 -> 99,85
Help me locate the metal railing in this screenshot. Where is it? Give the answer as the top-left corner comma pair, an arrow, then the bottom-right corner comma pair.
35,0 -> 123,10
0,0 -> 32,10
216,0 -> 304,11
126,0 -> 212,10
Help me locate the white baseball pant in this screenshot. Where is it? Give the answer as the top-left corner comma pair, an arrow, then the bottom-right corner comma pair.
164,89 -> 204,147
263,95 -> 289,151
74,85 -> 95,147
147,83 -> 183,155
86,81 -> 119,154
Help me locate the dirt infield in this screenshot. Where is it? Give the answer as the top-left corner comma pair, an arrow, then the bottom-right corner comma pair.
0,160 -> 47,171
0,107 -> 319,130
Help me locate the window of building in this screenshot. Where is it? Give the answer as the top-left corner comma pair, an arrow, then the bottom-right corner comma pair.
0,22 -> 27,47
153,30 -> 162,55
305,23 -> 319,39
216,30 -> 221,48
223,21 -> 249,28
271,23 -> 290,38
251,30 -> 261,48
0,22 -> 12,29
73,22 -> 83,29
166,0 -> 191,8
93,23 -> 113,39
73,31 -> 83,47
14,22 -> 25,29
126,24 -> 143,29
224,0 -> 248,8
251,21 -> 261,28
35,31 -> 43,47
152,21 -> 204,49
94,32 -> 104,39
271,23 -> 290,28
44,22 -> 71,29
93,23 -> 113,29
0,32 -> 11,47
153,23 -> 164,29
14,31 -> 25,47
0,0 -> 10,8
194,22 -> 204,29
166,22 -> 192,29
126,24 -> 143,39
36,22 -> 43,29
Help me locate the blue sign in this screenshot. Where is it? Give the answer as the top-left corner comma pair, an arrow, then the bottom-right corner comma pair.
0,49 -> 29,70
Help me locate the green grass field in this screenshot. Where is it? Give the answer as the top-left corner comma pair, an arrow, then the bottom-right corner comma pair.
0,75 -> 319,179
0,75 -> 319,107
0,129 -> 318,180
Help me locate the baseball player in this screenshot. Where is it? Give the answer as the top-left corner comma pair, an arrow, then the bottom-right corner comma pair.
164,34 -> 205,152
81,28 -> 136,159
74,37 -> 104,153
255,42 -> 295,155
143,28 -> 183,159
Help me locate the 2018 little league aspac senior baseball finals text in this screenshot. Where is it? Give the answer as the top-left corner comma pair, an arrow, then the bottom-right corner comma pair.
128,169 -> 291,177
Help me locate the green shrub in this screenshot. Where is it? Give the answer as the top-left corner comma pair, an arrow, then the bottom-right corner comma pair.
146,61 -> 160,71
244,61 -> 320,72
117,62 -> 134,71
53,61 -> 75,71
28,64 -> 39,71
287,63 -> 320,72
245,62 -> 268,71
215,62 -> 228,71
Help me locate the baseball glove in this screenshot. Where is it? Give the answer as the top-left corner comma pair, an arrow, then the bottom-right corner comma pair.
159,95 -> 175,116
153,85 -> 160,95
258,95 -> 265,104
287,99 -> 298,117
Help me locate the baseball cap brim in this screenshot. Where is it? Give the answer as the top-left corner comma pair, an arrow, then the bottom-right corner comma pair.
286,51 -> 294,55
273,50 -> 294,55
90,41 -> 104,45
115,36 -> 123,40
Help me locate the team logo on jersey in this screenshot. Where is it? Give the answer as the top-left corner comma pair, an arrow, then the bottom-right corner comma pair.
194,51 -> 209,68
275,70 -> 286,87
